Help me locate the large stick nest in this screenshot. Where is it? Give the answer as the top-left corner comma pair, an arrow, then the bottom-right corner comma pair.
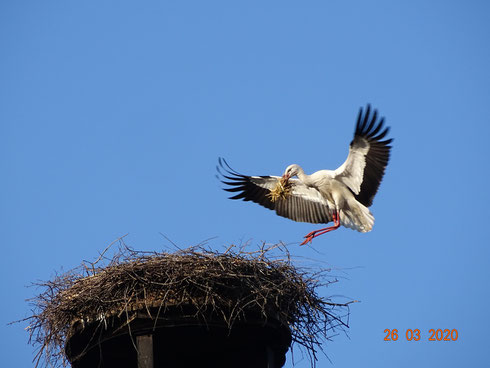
24,240 -> 352,367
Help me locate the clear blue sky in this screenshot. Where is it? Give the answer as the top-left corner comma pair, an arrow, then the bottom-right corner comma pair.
2,1 -> 489,367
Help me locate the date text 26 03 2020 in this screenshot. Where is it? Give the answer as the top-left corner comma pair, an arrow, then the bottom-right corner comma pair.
384,329 -> 458,341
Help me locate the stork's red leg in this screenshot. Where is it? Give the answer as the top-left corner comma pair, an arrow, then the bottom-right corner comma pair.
300,211 -> 340,245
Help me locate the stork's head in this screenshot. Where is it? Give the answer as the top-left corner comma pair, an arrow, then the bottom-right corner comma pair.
283,164 -> 301,180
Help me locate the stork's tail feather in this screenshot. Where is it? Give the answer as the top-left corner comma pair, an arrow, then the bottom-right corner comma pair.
340,203 -> 374,233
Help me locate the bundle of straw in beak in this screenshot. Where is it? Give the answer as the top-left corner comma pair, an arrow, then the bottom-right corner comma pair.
268,176 -> 292,202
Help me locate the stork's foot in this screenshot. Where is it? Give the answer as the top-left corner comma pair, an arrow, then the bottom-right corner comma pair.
299,211 -> 341,246
303,229 -> 322,238
300,229 -> 325,245
300,235 -> 315,246
300,227 -> 336,245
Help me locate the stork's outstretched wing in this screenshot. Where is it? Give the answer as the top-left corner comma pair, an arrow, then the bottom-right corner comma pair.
217,158 -> 333,224
333,105 -> 392,207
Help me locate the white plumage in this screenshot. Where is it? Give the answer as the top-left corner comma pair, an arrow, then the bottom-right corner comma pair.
218,105 -> 392,245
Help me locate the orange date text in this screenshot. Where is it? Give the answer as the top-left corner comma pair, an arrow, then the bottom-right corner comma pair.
384,329 -> 458,341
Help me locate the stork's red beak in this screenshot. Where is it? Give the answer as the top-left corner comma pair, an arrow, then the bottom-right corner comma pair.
282,173 -> 290,180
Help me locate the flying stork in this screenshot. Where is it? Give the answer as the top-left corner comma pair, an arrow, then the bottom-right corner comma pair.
217,105 -> 392,245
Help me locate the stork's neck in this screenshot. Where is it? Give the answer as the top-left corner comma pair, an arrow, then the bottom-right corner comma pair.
295,166 -> 312,185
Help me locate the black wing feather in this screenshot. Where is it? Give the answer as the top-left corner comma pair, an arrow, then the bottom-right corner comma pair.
353,105 -> 393,207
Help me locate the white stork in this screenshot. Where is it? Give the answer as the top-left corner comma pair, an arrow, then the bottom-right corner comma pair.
218,105 -> 392,245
